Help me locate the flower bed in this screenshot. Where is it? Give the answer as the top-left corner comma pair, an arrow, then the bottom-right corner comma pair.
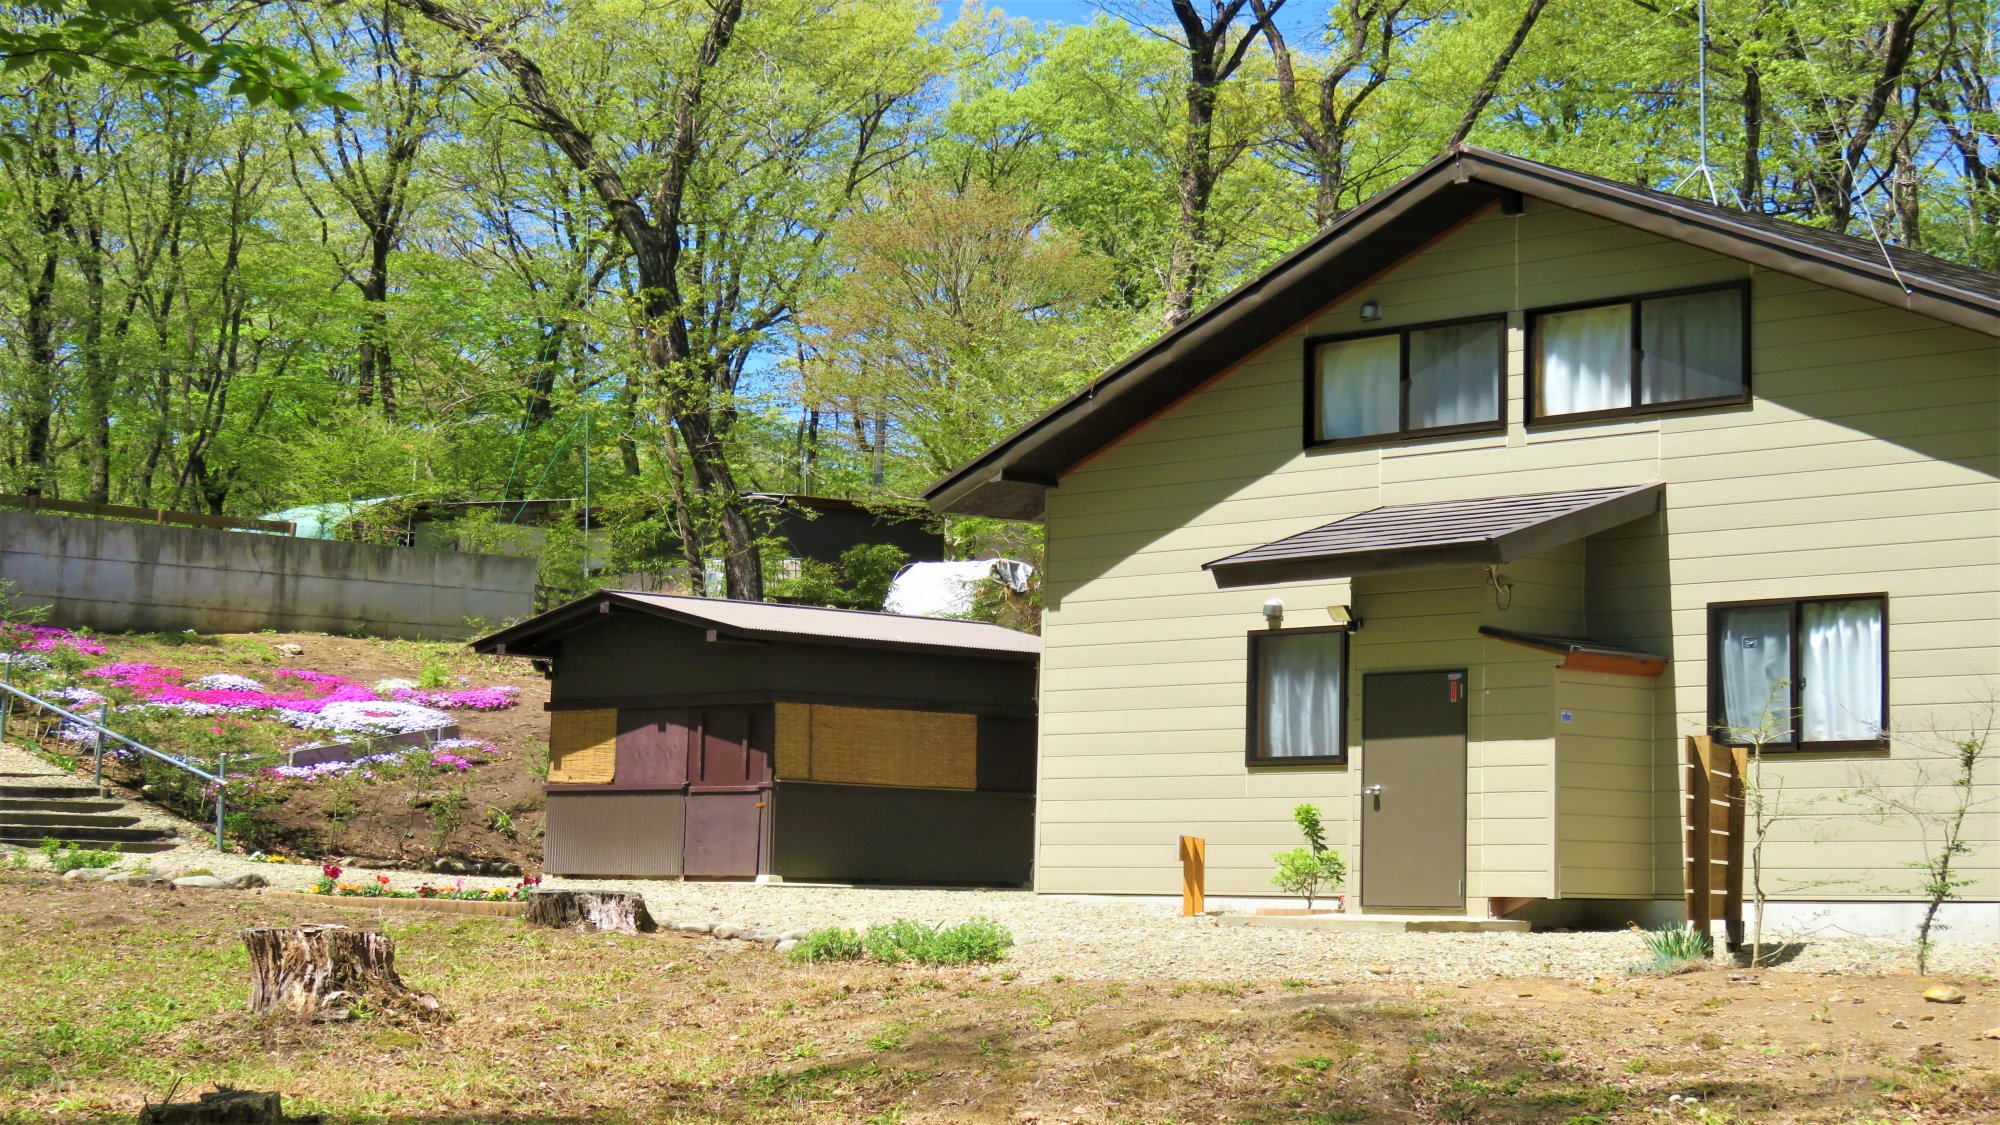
306,866 -> 540,902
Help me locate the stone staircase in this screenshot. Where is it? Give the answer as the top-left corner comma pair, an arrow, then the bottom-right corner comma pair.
0,781 -> 180,853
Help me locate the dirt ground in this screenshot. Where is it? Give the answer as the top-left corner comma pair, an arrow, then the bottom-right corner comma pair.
33,629 -> 551,872
0,873 -> 1992,1124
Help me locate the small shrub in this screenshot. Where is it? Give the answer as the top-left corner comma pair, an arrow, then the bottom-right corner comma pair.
416,659 -> 454,690
429,783 -> 468,852
486,807 -> 517,840
1270,803 -> 1347,909
1637,925 -> 1713,974
40,840 -> 122,872
786,926 -> 864,964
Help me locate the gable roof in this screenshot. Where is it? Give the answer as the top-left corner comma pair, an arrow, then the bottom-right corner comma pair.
470,590 -> 1040,662
1203,482 -> 1662,587
925,145 -> 2000,521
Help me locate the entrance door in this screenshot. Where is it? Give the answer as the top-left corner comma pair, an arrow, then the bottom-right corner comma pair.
1360,671 -> 1468,910
682,708 -> 772,879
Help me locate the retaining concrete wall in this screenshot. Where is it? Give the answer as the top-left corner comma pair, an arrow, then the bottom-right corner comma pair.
0,511 -> 535,639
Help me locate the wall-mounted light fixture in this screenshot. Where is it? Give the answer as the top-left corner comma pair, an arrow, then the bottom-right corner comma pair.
1359,300 -> 1382,321
1327,604 -> 1362,631
1262,598 -> 1285,626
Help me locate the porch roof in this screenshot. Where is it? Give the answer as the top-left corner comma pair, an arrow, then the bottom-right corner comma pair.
1203,482 -> 1662,588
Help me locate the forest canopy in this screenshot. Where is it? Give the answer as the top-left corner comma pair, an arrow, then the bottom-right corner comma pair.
2,0 -> 1993,599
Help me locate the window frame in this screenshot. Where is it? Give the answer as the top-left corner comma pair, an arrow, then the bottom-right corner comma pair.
1526,280 -> 1752,425
1302,313 -> 1509,450
1245,625 -> 1351,767
1706,593 -> 1890,753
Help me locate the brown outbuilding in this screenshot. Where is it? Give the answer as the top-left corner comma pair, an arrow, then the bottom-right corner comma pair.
472,591 -> 1039,885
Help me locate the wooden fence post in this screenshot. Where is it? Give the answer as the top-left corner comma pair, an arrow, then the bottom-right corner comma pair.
1683,735 -> 1746,951
1684,736 -> 1713,938
1723,744 -> 1748,951
1177,835 -> 1205,917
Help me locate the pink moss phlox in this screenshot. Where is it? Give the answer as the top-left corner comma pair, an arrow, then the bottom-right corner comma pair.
2,624 -> 109,657
390,685 -> 518,711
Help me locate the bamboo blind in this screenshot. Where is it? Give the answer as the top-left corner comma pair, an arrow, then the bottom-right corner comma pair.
547,708 -> 618,784
771,703 -> 976,790
774,702 -> 813,779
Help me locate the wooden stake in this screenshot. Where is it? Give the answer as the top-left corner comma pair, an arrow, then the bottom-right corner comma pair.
1178,835 -> 1205,917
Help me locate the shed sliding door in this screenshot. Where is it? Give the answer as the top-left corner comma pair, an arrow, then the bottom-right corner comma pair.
683,708 -> 771,879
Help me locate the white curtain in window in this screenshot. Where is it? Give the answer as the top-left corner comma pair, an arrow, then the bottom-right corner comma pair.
1537,304 -> 1630,416
1719,604 -> 1793,741
1800,599 -> 1884,742
1260,632 -> 1342,758
1317,335 -> 1399,439
1408,321 -> 1501,429
1641,289 -> 1744,404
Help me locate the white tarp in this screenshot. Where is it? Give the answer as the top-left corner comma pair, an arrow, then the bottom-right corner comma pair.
884,558 -> 1035,618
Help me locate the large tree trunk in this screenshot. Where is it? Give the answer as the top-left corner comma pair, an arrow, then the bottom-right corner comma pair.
357,227 -> 396,418
240,924 -> 440,1021
525,888 -> 657,934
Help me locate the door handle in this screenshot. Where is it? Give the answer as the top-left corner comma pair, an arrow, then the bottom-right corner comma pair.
1364,784 -> 1384,795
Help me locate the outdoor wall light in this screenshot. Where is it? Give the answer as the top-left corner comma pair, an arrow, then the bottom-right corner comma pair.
1359,300 -> 1381,321
1261,598 -> 1285,626
1327,604 -> 1362,631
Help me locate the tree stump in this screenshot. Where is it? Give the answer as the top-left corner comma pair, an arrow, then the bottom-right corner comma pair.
525,888 -> 657,934
239,924 -> 440,1021
137,1088 -> 321,1124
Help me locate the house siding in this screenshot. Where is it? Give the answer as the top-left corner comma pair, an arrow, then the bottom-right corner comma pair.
1039,196 -> 2000,903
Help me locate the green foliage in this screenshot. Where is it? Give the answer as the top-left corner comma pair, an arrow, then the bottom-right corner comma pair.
1270,803 -> 1347,909
38,838 -> 120,872
859,917 -> 1012,966
429,784 -> 469,853
1636,925 -> 1713,975
416,659 -> 454,691
767,543 -> 910,612
784,926 -> 865,964
486,807 -> 517,841
1,0 -> 1990,577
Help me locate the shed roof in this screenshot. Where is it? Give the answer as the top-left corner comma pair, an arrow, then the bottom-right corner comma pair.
470,590 -> 1040,661
1203,483 -> 1662,587
925,146 -> 2000,521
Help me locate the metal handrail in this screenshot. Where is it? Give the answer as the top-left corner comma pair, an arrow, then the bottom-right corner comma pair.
0,675 -> 228,848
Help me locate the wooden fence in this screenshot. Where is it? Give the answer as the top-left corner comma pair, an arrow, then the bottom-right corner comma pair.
1682,734 -> 1746,949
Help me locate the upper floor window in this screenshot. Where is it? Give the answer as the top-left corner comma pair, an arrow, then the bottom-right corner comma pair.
1531,283 -> 1749,422
1308,316 -> 1504,446
1709,595 -> 1887,750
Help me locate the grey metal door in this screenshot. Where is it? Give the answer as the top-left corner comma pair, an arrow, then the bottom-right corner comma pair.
1360,671 -> 1468,910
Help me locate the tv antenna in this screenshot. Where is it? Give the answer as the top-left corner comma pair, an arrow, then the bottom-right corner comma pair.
1670,0 -> 1740,208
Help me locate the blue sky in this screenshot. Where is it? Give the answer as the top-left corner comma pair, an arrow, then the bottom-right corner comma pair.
979,1 -> 1328,40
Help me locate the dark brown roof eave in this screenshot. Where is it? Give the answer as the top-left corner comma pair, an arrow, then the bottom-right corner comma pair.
469,590 -> 1040,663
924,147 -> 2000,521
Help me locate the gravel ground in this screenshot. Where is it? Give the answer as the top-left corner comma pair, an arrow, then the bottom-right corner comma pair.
6,740 -> 1994,983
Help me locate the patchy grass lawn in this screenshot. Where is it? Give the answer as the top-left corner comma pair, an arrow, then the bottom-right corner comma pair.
0,874 -> 1992,1124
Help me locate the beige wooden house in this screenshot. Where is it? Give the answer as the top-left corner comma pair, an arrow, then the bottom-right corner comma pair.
927,147 -> 2000,935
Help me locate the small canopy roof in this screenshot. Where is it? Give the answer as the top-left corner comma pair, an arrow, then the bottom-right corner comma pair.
1203,483 -> 1662,588
1477,626 -> 1667,677
470,590 -> 1040,662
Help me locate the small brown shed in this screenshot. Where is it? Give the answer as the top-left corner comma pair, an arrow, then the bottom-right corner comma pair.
472,592 -> 1040,884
